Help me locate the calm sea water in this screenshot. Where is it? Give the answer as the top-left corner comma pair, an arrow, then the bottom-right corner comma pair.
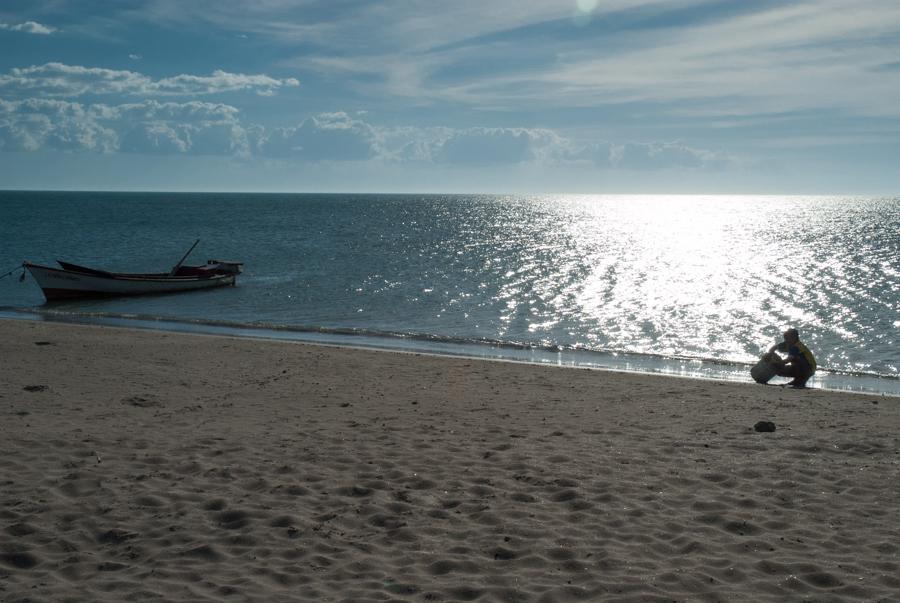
1,191 -> 897,394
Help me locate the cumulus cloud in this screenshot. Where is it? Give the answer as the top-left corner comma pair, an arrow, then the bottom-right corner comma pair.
116,101 -> 251,156
418,129 -> 729,170
0,63 -> 299,97
610,141 -> 729,170
1,99 -> 729,169
382,126 -> 568,166
558,141 -> 615,165
379,126 -> 728,170
260,112 -> 378,160
0,98 -> 248,155
119,122 -> 188,154
435,128 -> 544,165
0,21 -> 56,35
550,138 -> 730,171
0,99 -> 117,152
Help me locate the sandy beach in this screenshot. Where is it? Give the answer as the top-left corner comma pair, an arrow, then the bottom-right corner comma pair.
1,318 -> 898,602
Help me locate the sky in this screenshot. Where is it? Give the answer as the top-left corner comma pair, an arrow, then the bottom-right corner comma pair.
1,0 -> 899,194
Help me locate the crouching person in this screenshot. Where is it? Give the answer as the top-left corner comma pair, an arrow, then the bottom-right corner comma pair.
768,328 -> 817,388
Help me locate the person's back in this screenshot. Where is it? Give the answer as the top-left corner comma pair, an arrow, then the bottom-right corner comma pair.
789,339 -> 816,374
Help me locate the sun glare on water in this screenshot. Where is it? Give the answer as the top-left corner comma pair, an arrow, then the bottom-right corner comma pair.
518,195 -> 824,361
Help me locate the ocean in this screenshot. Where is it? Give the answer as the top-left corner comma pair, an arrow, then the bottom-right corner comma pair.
1,191 -> 897,395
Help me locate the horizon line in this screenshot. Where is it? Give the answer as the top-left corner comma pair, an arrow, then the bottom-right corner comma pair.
2,188 -> 897,198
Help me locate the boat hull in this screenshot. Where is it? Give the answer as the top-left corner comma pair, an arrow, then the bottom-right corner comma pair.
24,263 -> 236,301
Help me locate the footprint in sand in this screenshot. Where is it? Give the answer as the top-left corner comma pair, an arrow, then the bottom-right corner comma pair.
216,509 -> 251,530
0,551 -> 39,570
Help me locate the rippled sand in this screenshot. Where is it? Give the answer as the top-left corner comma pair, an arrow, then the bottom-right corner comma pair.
2,319 -> 898,602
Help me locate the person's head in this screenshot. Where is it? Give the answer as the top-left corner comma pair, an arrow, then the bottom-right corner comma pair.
783,328 -> 800,344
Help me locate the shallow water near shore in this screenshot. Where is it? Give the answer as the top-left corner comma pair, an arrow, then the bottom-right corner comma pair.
1,191 -> 897,394
2,310 -> 896,396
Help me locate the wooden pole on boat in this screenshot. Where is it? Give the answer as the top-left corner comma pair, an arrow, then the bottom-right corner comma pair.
171,239 -> 200,275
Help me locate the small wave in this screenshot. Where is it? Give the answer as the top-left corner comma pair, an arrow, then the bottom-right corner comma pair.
6,306 -> 898,385
8,306 -> 745,364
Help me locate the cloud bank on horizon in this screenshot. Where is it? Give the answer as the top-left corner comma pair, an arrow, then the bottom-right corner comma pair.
1,0 -> 899,193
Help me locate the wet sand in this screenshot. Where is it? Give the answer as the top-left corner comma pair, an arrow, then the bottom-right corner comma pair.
1,318 -> 898,602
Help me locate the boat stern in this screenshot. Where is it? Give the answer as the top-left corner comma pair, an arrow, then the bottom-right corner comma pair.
206,260 -> 243,275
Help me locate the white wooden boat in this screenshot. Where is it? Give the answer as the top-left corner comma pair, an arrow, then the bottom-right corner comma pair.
22,241 -> 243,301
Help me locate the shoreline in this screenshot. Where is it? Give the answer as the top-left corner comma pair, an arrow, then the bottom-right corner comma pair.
3,311 -> 896,397
2,318 -> 899,601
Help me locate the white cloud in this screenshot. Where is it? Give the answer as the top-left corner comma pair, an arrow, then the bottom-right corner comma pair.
0,21 -> 56,35
129,0 -> 688,52
421,129 -> 730,170
115,100 -> 241,122
120,122 -> 189,154
438,1 -> 900,120
1,98 -> 729,169
261,112 -> 379,160
533,2 -> 900,116
610,141 -> 728,170
280,0 -> 900,123
434,128 -> 557,165
116,101 -> 252,156
0,98 -> 247,155
0,99 -> 117,152
26,1 -> 898,124
0,63 -> 299,98
24,1 -> 899,123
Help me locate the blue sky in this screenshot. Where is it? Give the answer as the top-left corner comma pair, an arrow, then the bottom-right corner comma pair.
1,0 -> 899,193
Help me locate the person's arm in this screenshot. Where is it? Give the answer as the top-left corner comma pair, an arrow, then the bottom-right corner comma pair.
768,353 -> 786,367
